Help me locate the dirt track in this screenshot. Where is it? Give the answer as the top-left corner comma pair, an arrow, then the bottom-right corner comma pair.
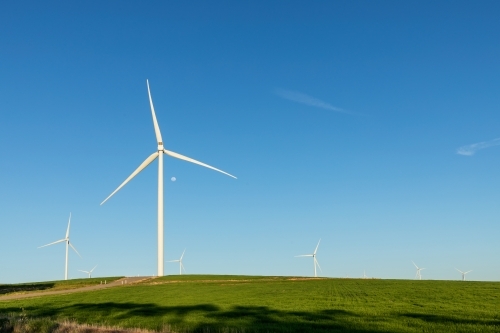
0,276 -> 153,301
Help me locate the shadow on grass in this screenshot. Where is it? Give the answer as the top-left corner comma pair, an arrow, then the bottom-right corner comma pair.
400,313 -> 500,327
1,303 -> 383,333
0,283 -> 55,295
4,303 -> 499,332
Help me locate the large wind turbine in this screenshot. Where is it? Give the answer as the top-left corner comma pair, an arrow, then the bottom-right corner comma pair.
455,268 -> 472,281
101,80 -> 236,277
296,239 -> 322,277
167,249 -> 186,275
38,213 -> 81,280
79,265 -> 98,278
412,261 -> 425,280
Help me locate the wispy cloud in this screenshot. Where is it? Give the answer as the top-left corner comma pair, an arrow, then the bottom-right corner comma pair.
456,138 -> 500,156
275,89 -> 350,114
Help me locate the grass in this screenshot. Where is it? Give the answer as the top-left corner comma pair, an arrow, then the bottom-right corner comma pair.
1,275 -> 499,332
0,277 -> 122,296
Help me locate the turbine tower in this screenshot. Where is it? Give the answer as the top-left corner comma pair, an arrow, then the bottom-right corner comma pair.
412,261 -> 425,280
101,80 -> 236,277
38,213 -> 81,280
79,265 -> 98,278
296,239 -> 322,277
455,268 -> 472,281
167,249 -> 186,275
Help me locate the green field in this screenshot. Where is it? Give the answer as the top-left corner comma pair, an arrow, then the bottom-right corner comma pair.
1,275 -> 499,332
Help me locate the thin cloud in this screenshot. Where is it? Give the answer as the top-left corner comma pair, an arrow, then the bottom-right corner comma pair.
456,138 -> 500,156
275,89 -> 351,114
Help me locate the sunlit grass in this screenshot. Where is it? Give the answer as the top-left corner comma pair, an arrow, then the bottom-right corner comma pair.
1,275 -> 499,332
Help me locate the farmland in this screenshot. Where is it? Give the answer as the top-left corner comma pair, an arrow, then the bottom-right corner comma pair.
1,275 -> 499,332
0,277 -> 121,297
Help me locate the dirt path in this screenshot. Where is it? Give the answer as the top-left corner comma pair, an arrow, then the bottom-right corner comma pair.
0,276 -> 154,302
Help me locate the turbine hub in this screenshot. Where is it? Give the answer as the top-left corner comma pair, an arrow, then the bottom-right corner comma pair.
158,142 -> 164,151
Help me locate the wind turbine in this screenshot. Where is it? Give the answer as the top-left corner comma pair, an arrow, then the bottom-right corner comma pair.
79,265 -> 98,278
363,270 -> 367,279
38,213 -> 81,280
101,80 -> 236,277
455,268 -> 472,281
167,249 -> 186,275
412,261 -> 425,280
296,239 -> 322,277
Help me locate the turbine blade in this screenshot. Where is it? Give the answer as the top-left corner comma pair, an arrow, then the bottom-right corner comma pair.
78,270 -> 90,274
315,258 -> 322,272
146,80 -> 163,144
295,254 -> 313,257
314,239 -> 321,255
100,152 -> 159,205
180,249 -> 186,261
412,261 -> 419,269
455,268 -> 464,274
181,262 -> 186,273
66,213 -> 71,238
90,265 -> 98,273
69,242 -> 82,258
167,260 -> 180,262
465,270 -> 472,274
38,239 -> 66,248
163,149 -> 237,179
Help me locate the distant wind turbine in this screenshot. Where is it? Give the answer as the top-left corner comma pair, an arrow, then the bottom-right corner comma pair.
412,261 -> 425,280
38,213 -> 81,280
455,268 -> 472,281
100,80 -> 236,277
363,270 -> 367,279
79,265 -> 98,278
167,249 -> 186,275
296,239 -> 322,277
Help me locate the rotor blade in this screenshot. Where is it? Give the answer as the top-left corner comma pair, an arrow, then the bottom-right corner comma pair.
315,258 -> 322,272
66,213 -> 72,238
78,270 -> 90,274
69,242 -> 82,258
180,249 -> 186,261
455,268 -> 464,274
90,265 -> 98,273
181,262 -> 186,273
146,80 -> 163,144
412,261 -> 419,269
464,270 -> 472,274
163,149 -> 237,179
167,260 -> 180,262
295,254 -> 313,257
314,239 -> 321,255
38,239 -> 66,248
100,152 -> 159,205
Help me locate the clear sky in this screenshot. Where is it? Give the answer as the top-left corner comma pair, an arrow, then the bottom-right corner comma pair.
1,1 -> 499,283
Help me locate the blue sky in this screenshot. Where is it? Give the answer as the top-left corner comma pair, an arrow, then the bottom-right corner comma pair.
1,1 -> 499,283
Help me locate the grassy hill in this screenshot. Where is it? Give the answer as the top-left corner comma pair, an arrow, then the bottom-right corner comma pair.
1,275 -> 499,332
0,277 -> 122,297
